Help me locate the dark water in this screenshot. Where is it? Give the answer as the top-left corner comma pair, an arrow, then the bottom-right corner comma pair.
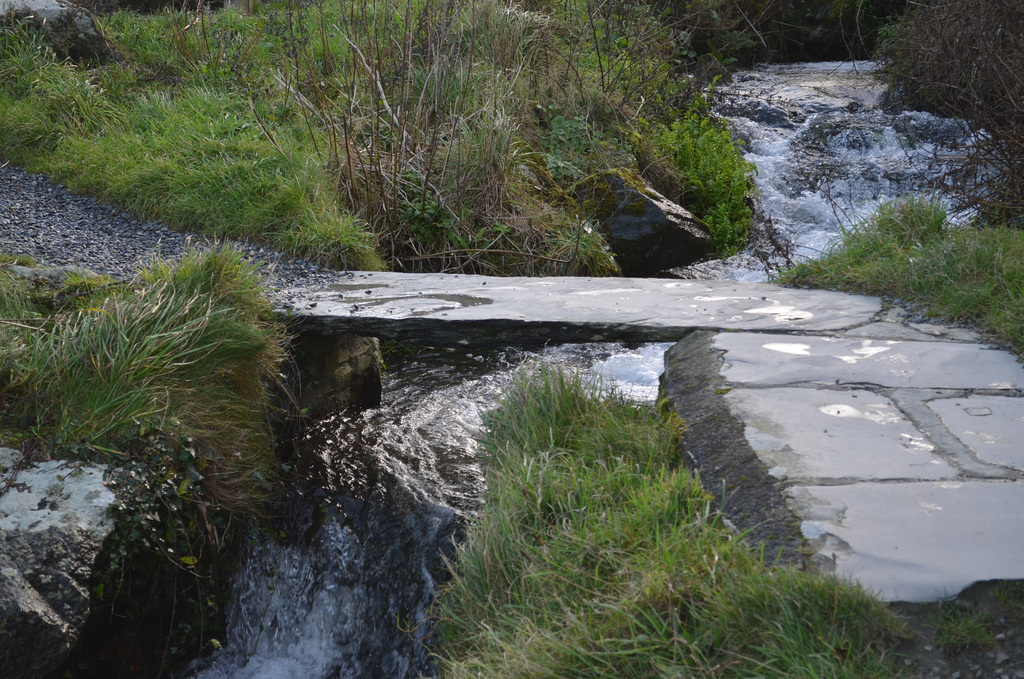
184,344 -> 667,679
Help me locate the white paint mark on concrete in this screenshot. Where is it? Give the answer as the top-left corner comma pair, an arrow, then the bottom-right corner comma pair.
820,404 -> 863,418
818,402 -> 902,425
763,342 -> 811,355
743,305 -> 814,321
965,430 -> 1005,445
573,288 -> 643,296
801,521 -> 830,539
899,433 -> 935,452
835,340 -> 893,364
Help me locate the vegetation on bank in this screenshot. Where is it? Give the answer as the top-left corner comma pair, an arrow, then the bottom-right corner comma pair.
780,197 -> 1024,354
876,0 -> 1024,222
0,0 -> 765,276
0,247 -> 286,673
785,0 -> 1024,356
433,368 -> 907,678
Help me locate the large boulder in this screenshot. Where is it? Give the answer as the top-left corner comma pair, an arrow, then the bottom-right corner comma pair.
573,169 -> 712,277
0,447 -> 116,679
0,0 -> 109,62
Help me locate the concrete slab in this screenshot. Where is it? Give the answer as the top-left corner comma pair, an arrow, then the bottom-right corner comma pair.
787,481 -> 1024,601
278,273 -> 881,346
724,387 -> 957,482
715,333 -> 1024,389
928,395 -> 1024,469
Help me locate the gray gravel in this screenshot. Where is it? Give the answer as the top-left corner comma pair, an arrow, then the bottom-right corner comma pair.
0,163 -> 351,293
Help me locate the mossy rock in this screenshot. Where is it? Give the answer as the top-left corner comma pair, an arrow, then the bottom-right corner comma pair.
516,153 -> 580,213
572,169 -> 712,277
0,0 -> 110,62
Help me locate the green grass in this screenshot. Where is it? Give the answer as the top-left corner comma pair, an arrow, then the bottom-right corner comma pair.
0,246 -> 284,512
931,604 -> 994,652
1,248 -> 290,673
0,0 -> 758,275
434,367 -> 906,678
780,197 -> 1024,354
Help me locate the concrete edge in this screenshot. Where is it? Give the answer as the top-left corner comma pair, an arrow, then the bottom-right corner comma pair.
660,330 -> 805,565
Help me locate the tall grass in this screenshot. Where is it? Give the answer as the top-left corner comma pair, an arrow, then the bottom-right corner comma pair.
780,197 -> 1024,353
0,249 -> 291,672
434,367 -> 905,678
0,17 -> 383,271
1,246 -> 284,511
0,0 -> 764,275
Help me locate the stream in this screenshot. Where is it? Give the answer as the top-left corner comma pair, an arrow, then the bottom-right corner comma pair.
185,344 -> 669,679
184,62 -> 962,678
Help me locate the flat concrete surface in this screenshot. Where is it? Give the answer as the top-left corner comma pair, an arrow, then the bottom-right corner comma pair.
277,272 -> 881,345
703,326 -> 1024,602
283,272 -> 1024,602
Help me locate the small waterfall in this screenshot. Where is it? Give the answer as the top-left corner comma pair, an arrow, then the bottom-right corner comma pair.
184,345 -> 667,679
707,61 -> 964,280
183,61 -> 966,679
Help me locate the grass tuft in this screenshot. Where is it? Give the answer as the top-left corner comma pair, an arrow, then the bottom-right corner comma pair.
434,367 -> 906,678
931,603 -> 994,652
780,196 -> 1024,353
1,246 -> 285,513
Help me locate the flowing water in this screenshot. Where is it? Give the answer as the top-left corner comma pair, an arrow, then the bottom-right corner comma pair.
185,344 -> 669,679
185,62 -> 963,679
700,60 -> 964,280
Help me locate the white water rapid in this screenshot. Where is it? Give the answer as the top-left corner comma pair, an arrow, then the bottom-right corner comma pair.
704,60 -> 963,280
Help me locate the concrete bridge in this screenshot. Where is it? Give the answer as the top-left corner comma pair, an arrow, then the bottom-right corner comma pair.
277,272 -> 1024,603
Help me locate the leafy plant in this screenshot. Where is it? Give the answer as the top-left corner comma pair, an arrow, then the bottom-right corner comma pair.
541,110 -> 594,182
653,100 -> 757,255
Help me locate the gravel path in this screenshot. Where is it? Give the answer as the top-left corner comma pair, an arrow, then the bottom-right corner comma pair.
0,163 -> 349,293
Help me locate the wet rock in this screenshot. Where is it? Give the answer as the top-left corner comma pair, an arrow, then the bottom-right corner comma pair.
0,447 -> 115,679
287,333 -> 383,421
573,169 -> 712,277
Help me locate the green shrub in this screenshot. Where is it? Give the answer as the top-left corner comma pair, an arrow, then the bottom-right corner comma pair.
653,107 -> 757,255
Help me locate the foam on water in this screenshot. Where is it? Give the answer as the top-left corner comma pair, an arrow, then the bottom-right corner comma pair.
710,61 -> 964,281
590,342 -> 674,402
185,344 -> 670,679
